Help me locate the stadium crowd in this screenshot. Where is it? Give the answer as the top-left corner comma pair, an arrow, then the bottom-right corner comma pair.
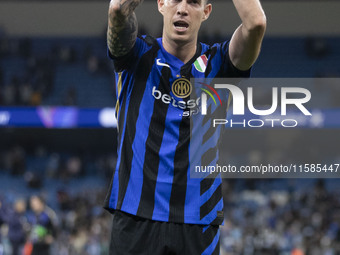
1,23 -> 340,255
1,29 -> 340,108
221,179 -> 340,255
0,145 -> 114,255
0,145 -> 339,255
0,32 -> 111,107
0,188 -> 111,255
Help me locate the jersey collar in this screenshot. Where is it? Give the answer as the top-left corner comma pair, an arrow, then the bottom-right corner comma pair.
157,38 -> 202,72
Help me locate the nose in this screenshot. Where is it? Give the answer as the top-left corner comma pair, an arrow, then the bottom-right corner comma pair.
177,0 -> 188,16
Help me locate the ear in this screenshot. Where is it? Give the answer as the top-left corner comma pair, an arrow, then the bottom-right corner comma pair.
202,3 -> 212,21
158,0 -> 165,15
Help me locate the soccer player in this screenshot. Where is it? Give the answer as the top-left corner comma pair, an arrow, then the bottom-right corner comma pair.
104,0 -> 266,254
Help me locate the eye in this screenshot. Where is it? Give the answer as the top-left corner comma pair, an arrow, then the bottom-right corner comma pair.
189,0 -> 199,5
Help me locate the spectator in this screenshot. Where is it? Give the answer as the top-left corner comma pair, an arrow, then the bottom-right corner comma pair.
62,87 -> 77,106
0,198 -> 28,255
19,82 -> 33,106
27,196 -> 57,255
3,80 -> 15,106
30,89 -> 42,106
87,55 -> 99,74
8,146 -> 26,176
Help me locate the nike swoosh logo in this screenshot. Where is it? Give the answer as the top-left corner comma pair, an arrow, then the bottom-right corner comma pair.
156,58 -> 170,68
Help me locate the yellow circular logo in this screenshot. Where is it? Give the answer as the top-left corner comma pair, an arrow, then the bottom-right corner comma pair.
171,78 -> 192,98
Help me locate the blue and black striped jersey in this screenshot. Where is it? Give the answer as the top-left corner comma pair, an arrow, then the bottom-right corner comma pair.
104,35 -> 250,225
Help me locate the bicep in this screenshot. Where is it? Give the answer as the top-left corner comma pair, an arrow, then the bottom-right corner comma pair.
228,23 -> 265,71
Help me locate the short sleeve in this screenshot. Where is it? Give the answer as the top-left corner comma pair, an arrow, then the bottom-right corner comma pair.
220,41 -> 252,78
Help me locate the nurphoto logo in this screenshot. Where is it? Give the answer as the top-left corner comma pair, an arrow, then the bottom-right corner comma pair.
200,83 -> 312,128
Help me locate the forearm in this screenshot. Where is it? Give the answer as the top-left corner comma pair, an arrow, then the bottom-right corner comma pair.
232,0 -> 266,33
107,0 -> 143,57
229,0 -> 266,70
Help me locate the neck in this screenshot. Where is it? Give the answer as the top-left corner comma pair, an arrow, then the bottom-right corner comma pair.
162,35 -> 197,64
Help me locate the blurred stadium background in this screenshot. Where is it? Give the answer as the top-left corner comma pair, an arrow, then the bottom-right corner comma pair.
0,0 -> 340,254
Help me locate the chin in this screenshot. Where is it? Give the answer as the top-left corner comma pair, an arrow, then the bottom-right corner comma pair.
171,33 -> 192,44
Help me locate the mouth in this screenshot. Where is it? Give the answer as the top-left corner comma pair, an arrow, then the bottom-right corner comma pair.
173,21 -> 189,32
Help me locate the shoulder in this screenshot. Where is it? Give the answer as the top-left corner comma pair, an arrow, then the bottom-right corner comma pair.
110,34 -> 159,72
209,40 -> 230,53
139,34 -> 159,46
199,40 -> 251,78
199,40 -> 231,58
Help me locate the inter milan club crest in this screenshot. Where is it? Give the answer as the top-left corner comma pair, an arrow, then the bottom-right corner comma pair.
194,55 -> 208,73
171,78 -> 192,98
